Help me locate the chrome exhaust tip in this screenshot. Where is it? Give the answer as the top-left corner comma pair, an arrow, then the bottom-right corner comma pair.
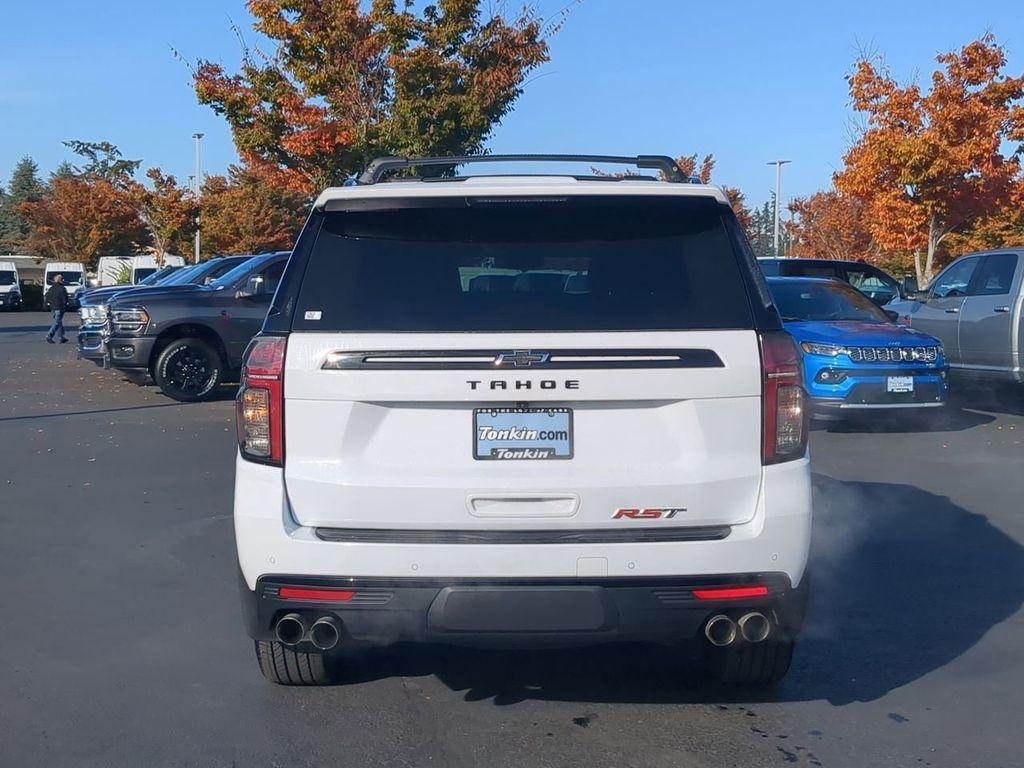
737,611 -> 771,643
275,613 -> 307,646
704,614 -> 738,647
309,616 -> 341,651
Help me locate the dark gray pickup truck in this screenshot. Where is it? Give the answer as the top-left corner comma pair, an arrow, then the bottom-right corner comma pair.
100,252 -> 289,401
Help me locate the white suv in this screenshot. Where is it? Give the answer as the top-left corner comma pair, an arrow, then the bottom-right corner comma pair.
233,154 -> 811,686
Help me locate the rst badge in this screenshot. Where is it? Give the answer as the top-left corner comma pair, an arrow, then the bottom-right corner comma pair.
612,507 -> 686,520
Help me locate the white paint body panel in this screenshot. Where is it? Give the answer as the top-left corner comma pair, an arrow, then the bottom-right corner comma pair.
282,331 -> 764,530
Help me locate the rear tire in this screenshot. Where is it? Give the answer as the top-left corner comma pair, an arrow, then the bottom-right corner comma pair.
254,640 -> 336,685
706,639 -> 795,685
152,337 -> 222,402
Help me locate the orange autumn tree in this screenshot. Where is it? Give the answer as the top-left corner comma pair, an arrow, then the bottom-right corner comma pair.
193,0 -> 556,195
127,169 -> 197,263
199,167 -> 308,257
835,35 -> 1024,284
18,177 -> 148,268
787,189 -> 876,261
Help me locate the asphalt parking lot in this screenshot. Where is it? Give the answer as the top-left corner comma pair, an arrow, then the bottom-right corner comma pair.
2,310 -> 1023,768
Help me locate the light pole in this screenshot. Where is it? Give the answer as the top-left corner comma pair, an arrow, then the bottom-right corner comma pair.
192,133 -> 204,263
766,159 -> 791,256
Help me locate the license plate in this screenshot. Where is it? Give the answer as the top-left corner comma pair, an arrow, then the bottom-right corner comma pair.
473,407 -> 573,460
887,376 -> 914,393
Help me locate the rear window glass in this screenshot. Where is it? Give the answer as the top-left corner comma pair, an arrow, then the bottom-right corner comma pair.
292,197 -> 753,332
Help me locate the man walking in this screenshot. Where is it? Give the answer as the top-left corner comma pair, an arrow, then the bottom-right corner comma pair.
44,273 -> 69,344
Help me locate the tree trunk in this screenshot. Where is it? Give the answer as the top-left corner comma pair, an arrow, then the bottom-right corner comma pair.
924,215 -> 940,285
913,249 -> 924,286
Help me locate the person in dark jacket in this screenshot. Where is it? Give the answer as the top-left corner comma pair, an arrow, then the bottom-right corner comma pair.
44,274 -> 69,344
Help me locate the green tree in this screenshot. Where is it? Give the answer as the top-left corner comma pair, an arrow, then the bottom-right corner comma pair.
62,140 -> 141,188
193,0 -> 558,194
0,156 -> 45,252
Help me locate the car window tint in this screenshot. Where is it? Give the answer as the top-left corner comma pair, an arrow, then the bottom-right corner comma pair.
259,260 -> 286,294
970,253 -> 1018,296
931,257 -> 979,298
292,197 -> 754,332
846,268 -> 897,300
780,263 -> 840,278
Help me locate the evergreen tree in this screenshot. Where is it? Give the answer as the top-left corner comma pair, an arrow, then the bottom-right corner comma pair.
0,156 -> 45,252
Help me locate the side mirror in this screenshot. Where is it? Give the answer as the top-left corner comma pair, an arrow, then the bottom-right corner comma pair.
235,274 -> 263,299
901,276 -> 918,297
913,288 -> 930,302
883,309 -> 899,322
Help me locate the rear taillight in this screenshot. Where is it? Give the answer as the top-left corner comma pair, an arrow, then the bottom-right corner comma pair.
759,331 -> 808,465
236,335 -> 287,466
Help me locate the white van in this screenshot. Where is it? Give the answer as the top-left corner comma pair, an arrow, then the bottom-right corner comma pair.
0,260 -> 21,311
97,255 -> 187,287
43,262 -> 86,310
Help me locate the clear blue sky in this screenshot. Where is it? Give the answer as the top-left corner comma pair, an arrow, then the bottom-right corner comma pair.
1,0 -> 1021,208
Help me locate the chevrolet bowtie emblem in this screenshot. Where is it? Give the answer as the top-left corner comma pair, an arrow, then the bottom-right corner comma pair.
494,350 -> 550,368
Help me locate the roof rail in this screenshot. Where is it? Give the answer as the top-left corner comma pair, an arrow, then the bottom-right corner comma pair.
357,154 -> 688,185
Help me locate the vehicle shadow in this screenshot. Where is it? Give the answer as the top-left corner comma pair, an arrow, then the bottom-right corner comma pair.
333,474 -> 1024,706
811,405 -> 995,434
950,383 -> 1024,417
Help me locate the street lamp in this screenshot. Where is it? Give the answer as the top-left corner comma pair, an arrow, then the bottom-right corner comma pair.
766,159 -> 791,256
192,133 -> 204,263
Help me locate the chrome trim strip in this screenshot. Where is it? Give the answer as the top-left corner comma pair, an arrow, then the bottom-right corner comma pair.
321,348 -> 725,371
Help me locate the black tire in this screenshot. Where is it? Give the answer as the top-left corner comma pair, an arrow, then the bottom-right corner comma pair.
707,639 -> 795,685
152,338 -> 223,402
254,640 -> 336,685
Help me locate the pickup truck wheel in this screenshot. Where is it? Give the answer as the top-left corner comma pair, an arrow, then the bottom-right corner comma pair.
153,338 -> 222,402
706,638 -> 795,685
254,641 -> 336,685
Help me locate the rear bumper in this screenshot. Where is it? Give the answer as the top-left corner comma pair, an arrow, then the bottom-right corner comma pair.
240,571 -> 809,647
234,452 -> 812,597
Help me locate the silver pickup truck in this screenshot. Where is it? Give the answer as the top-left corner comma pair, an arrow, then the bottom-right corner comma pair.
888,249 -> 1023,385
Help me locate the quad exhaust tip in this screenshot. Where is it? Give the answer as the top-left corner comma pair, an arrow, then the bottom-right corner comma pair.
310,616 -> 341,651
738,611 -> 771,643
704,614 -> 737,647
275,613 -> 308,646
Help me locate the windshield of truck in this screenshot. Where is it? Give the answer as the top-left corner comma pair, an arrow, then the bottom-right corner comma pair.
0,270 -> 16,286
47,271 -> 83,286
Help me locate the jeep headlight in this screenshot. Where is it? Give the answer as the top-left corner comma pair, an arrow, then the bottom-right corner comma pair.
800,342 -> 849,357
111,307 -> 150,333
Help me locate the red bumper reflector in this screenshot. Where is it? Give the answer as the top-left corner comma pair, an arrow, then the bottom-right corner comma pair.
692,585 -> 769,600
278,587 -> 356,602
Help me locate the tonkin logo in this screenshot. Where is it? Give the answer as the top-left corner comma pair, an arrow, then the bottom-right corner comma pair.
613,508 -> 687,520
494,350 -> 550,368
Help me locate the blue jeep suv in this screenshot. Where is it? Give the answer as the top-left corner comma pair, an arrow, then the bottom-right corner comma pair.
767,277 -> 948,415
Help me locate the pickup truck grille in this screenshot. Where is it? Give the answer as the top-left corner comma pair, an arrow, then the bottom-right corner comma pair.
847,346 -> 939,363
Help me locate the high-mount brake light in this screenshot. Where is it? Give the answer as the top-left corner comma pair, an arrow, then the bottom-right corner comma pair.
760,331 -> 808,465
236,336 -> 286,465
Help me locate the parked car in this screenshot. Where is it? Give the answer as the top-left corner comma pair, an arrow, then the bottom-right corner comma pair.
103,252 -> 289,399
96,255 -> 186,287
233,154 -> 812,687
0,260 -> 22,310
768,277 -> 947,416
759,257 -> 907,306
887,250 -> 1024,387
43,261 -> 86,310
78,256 -> 257,366
77,264 -> 183,304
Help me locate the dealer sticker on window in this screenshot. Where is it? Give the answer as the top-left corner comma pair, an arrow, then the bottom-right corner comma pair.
473,407 -> 573,460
